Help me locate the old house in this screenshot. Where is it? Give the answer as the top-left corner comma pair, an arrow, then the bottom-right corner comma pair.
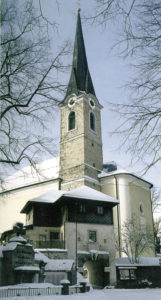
20,186 -> 118,287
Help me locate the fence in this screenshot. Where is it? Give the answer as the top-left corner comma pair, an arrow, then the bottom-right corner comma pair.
0,286 -> 62,298
34,240 -> 65,249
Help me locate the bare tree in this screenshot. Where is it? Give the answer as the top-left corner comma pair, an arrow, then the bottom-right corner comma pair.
151,189 -> 161,253
153,218 -> 161,253
151,189 -> 161,214
116,216 -> 154,263
0,0 -> 70,183
89,0 -> 161,172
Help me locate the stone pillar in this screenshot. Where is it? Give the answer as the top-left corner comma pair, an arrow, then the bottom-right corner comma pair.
60,279 -> 70,295
80,280 -> 87,293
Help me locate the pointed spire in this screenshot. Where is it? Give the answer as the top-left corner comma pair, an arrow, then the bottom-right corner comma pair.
65,9 -> 96,99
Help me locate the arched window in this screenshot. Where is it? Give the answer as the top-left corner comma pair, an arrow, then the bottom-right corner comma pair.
140,204 -> 144,214
68,111 -> 75,130
90,112 -> 96,131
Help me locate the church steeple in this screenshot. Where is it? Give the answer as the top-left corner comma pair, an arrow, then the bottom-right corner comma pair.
59,9 -> 103,191
65,9 -> 96,98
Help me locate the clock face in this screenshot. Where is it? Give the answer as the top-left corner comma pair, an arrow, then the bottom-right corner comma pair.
89,98 -> 95,109
68,98 -> 75,107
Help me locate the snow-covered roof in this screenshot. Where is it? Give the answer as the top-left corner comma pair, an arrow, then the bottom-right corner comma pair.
99,169 -> 153,187
21,189 -> 64,213
63,186 -> 119,203
1,157 -> 59,192
77,250 -> 90,255
9,236 -> 27,244
116,257 -> 161,266
98,169 -> 128,178
45,259 -> 75,271
2,235 -> 33,252
21,185 -> 119,213
77,250 -> 109,256
34,251 -> 50,263
35,248 -> 67,253
26,190 -> 64,204
2,242 -> 21,252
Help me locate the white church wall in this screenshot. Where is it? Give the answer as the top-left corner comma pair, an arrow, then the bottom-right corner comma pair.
99,173 -> 155,257
0,180 -> 59,236
100,176 -> 119,236
128,179 -> 155,256
117,175 -> 131,224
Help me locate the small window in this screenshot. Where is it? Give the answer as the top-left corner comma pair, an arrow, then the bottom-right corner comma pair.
97,206 -> 104,215
80,204 -> 86,213
89,231 -> 97,243
68,111 -> 75,130
50,232 -> 59,240
27,214 -> 30,221
120,269 -> 129,280
120,269 -> 136,280
89,99 -> 95,108
130,269 -> 136,280
90,112 -> 96,131
68,98 -> 75,107
39,234 -> 46,241
140,204 -> 144,214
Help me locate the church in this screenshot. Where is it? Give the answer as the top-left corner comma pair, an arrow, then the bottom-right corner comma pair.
0,10 -> 156,287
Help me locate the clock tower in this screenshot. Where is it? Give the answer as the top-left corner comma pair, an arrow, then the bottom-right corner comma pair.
59,10 -> 103,190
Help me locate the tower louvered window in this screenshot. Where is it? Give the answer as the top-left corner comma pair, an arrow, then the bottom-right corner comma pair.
68,111 -> 75,130
90,112 -> 96,131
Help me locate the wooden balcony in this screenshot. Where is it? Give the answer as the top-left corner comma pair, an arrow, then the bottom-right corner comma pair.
33,240 -> 65,249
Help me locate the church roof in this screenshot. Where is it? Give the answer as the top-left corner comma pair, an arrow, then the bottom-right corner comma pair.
98,169 -> 153,187
1,157 -> 153,193
63,9 -> 96,101
1,158 -> 60,193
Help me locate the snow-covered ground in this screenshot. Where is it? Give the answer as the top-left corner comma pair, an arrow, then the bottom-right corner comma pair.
1,289 -> 161,300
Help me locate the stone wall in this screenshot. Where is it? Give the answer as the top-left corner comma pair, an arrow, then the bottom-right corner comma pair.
64,222 -> 116,285
59,94 -> 103,190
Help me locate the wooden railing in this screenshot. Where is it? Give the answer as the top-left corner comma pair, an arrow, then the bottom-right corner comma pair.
33,240 -> 65,249
0,286 -> 62,298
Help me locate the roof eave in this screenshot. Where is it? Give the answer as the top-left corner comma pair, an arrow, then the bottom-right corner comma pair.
100,172 -> 153,188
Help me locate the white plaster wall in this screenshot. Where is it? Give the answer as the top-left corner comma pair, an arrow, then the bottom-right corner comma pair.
64,222 -> 116,284
100,173 -> 154,257
0,180 -> 59,236
117,175 -> 130,224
